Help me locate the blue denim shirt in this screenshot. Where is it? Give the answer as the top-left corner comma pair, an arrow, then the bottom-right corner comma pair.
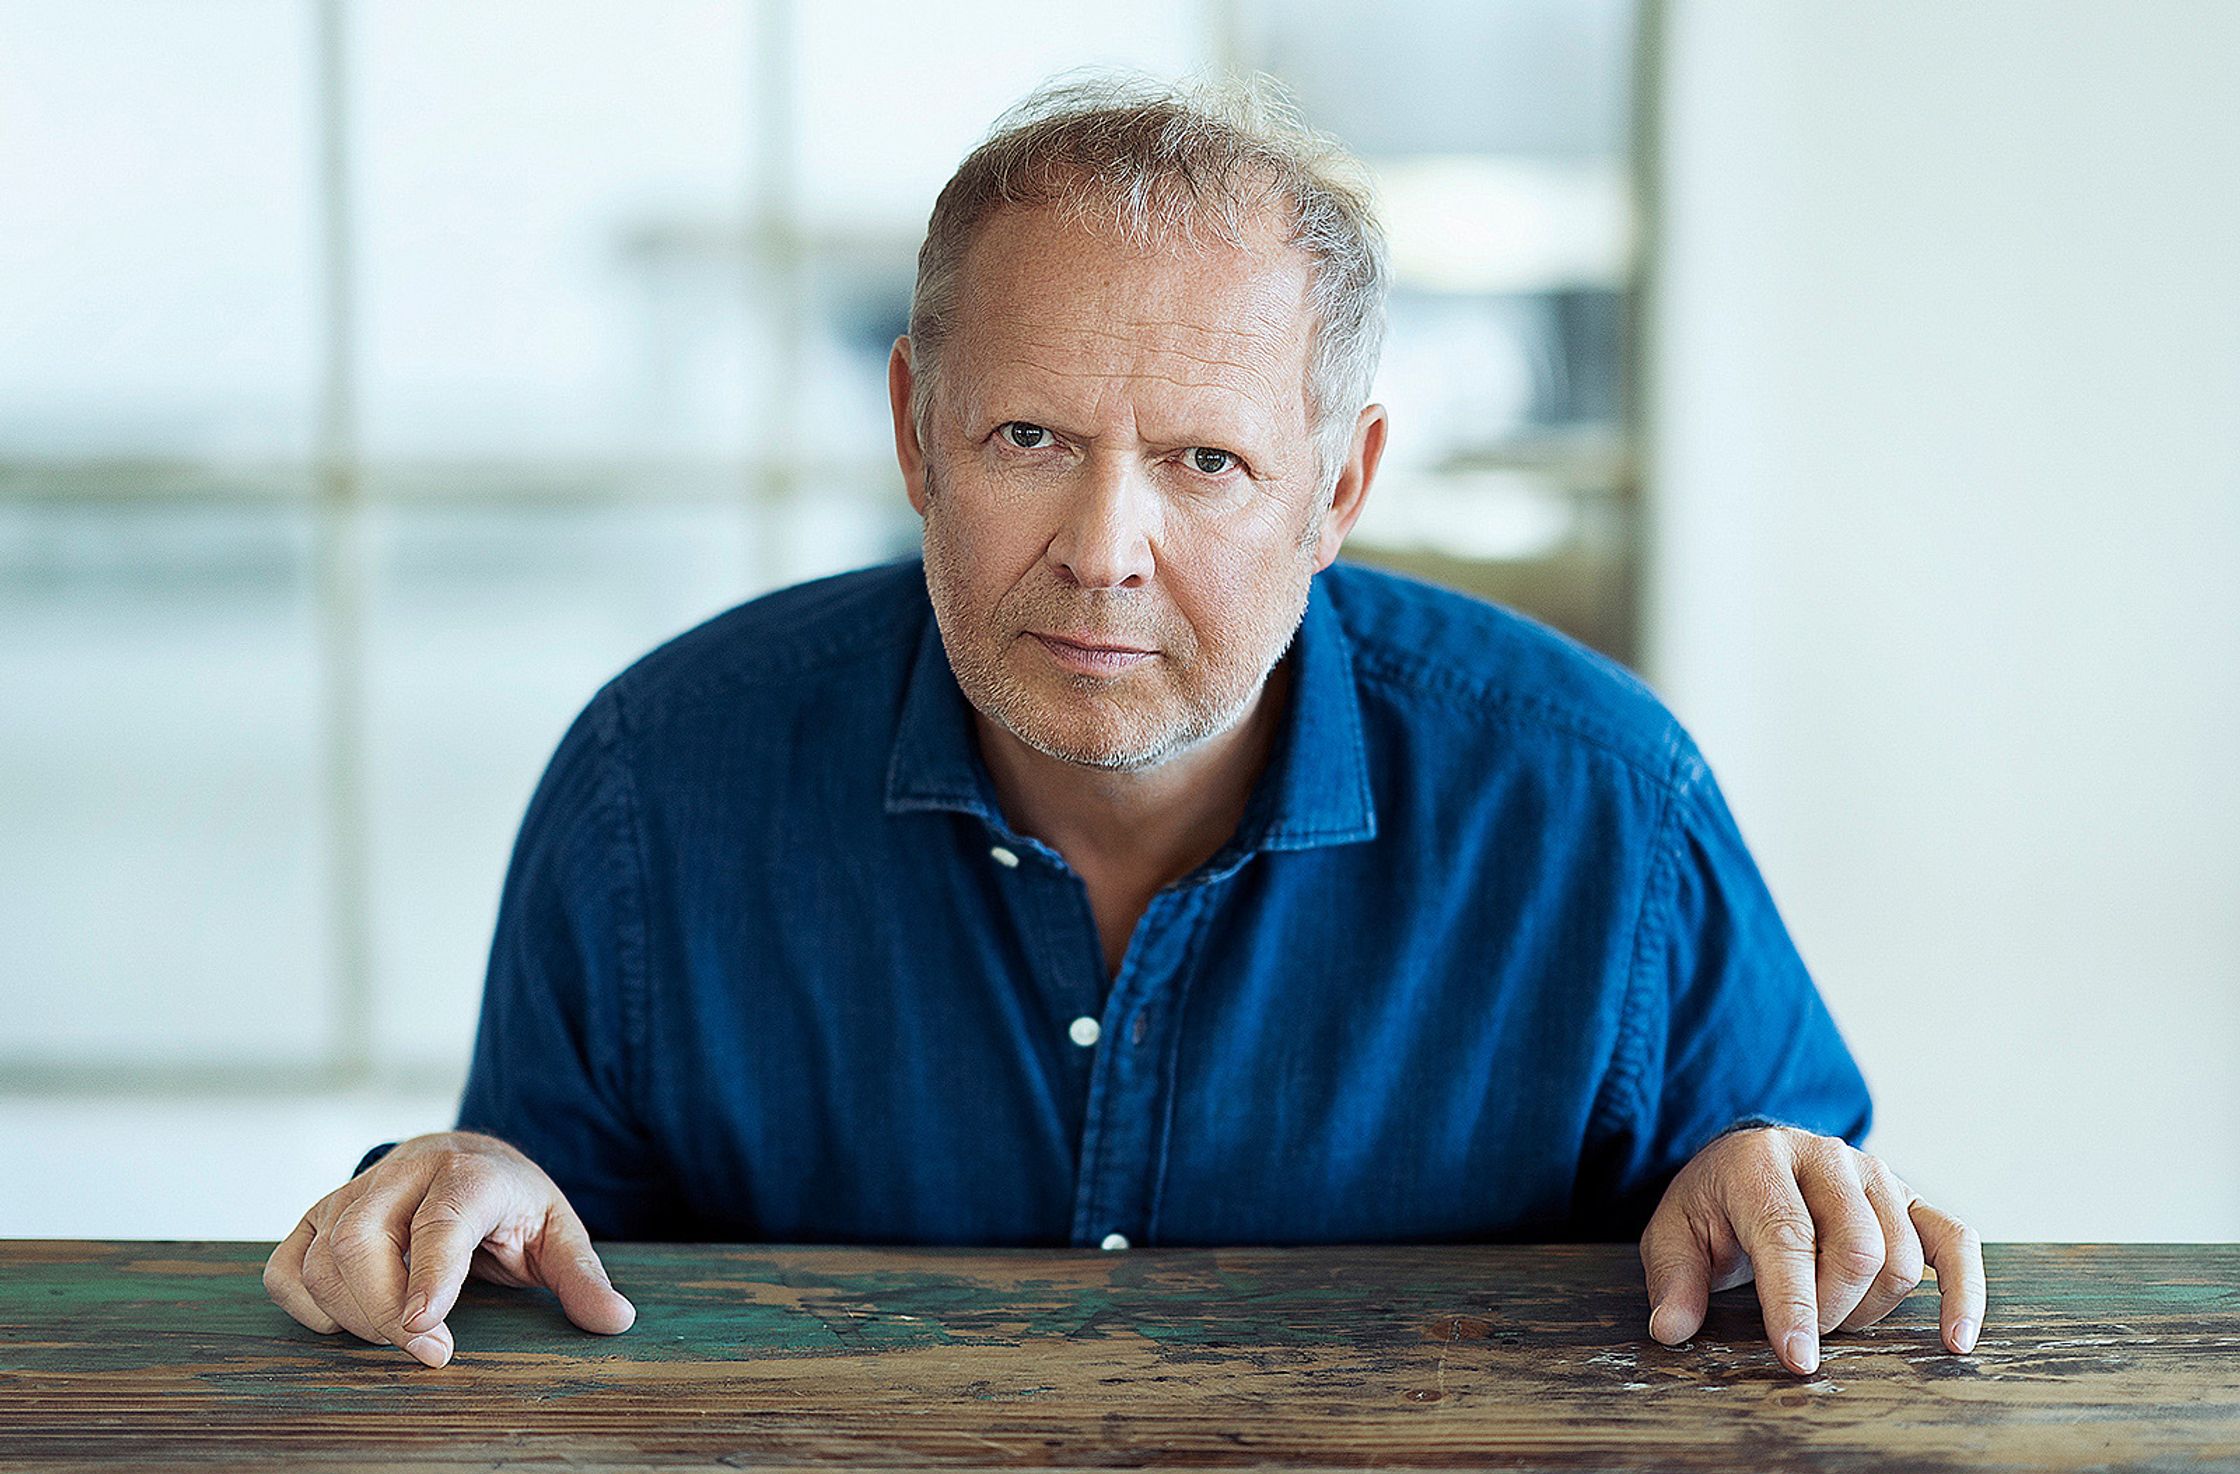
425,556 -> 1870,1245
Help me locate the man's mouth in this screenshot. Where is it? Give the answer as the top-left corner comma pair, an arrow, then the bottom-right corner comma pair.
1028,631 -> 1159,674
1033,631 -> 1156,655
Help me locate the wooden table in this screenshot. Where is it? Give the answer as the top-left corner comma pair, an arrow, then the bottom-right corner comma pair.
2,1240 -> 2234,1471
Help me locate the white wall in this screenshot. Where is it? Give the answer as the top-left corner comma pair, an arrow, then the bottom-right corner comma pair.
0,1091 -> 458,1241
1649,0 -> 2240,1241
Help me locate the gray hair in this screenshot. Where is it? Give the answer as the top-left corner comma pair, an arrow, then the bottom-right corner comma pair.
906,68 -> 1390,494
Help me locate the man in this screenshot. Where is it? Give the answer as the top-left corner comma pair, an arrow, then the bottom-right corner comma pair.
264,74 -> 1983,1379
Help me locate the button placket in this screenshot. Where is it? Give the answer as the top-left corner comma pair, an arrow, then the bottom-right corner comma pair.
1069,882 -> 1211,1249
981,822 -> 1135,1247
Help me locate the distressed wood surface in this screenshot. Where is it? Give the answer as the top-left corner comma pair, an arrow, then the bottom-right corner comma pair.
1,1240 -> 2234,1472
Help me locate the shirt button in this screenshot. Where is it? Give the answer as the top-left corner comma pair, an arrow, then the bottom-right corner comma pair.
989,845 -> 1020,868
1100,1232 -> 1130,1251
1068,1015 -> 1101,1048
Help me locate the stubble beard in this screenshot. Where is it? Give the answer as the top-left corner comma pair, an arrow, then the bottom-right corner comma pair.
918,459 -> 1326,773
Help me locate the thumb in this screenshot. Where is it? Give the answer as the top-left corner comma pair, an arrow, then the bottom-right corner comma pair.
530,1205 -> 636,1335
1641,1201 -> 1715,1345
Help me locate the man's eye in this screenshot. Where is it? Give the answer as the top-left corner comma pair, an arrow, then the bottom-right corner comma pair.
999,422 -> 1051,450
1187,447 -> 1239,476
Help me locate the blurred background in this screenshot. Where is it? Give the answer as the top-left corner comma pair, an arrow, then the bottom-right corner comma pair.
1,0 -> 2232,1243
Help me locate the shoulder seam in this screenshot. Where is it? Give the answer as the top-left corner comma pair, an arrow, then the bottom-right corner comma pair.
1350,646 -> 1692,794
619,624 -> 922,717
610,560 -> 929,713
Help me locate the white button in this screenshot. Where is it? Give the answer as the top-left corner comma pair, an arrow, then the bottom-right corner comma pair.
1100,1232 -> 1130,1251
989,845 -> 1020,868
1068,1015 -> 1101,1048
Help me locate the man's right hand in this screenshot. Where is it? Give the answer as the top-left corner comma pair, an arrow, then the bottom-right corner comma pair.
262,1130 -> 636,1368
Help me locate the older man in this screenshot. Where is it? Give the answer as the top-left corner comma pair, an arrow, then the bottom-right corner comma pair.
265,75 -> 1983,1380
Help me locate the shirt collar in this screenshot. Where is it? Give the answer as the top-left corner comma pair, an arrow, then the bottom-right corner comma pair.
883,568 -> 1377,866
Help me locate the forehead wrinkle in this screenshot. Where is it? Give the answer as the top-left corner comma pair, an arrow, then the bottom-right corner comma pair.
992,309 -> 1290,365
1113,327 -> 1291,387
1007,320 -> 1291,403
994,316 -> 1279,387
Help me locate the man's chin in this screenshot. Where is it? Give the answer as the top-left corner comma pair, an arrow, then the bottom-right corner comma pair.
983,696 -> 1189,772
1005,716 -> 1177,772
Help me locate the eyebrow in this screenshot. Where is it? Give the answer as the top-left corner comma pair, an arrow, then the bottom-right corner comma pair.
969,378 -> 1283,450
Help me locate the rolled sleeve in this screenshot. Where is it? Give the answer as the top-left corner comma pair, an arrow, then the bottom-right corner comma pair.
1574,751 -> 1874,1238
454,681 -> 683,1240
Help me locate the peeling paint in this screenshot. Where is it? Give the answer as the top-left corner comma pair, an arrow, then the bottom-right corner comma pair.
0,1240 -> 2234,1469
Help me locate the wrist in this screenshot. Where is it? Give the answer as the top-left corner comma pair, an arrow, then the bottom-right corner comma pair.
1707,1114 -> 1798,1147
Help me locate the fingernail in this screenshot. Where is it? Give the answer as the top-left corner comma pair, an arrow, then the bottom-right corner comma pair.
402,1294 -> 431,1332
1785,1331 -> 1820,1375
1953,1318 -> 1978,1354
405,1333 -> 448,1368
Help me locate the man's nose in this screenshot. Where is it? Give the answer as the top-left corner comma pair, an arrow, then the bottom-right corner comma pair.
1045,454 -> 1156,590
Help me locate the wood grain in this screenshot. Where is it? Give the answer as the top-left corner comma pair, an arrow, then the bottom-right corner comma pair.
1,1240 -> 2234,1471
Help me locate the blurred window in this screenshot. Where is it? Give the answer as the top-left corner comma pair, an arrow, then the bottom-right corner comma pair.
0,0 -> 1642,1088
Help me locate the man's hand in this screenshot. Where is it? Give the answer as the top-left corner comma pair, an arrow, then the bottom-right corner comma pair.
1639,1125 -> 1983,1377
262,1131 -> 636,1369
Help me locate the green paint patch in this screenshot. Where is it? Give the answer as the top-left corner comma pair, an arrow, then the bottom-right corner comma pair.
10,1241 -> 2232,1383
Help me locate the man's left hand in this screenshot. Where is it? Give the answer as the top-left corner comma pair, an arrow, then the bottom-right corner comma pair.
1638,1125 -> 1984,1376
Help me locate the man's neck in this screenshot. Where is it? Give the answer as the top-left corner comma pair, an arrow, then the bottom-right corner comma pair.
972,656 -> 1293,893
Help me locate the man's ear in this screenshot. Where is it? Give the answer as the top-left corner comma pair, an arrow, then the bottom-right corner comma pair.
888,336 -> 929,516
1313,403 -> 1388,571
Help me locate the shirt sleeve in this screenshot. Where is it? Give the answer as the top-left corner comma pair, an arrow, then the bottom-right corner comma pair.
452,681 -> 686,1240
351,1141 -> 398,1178
1570,750 -> 1875,1240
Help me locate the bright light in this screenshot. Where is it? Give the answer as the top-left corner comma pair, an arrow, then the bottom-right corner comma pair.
1377,156 -> 1635,295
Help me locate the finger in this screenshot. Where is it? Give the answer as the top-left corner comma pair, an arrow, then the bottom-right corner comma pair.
399,1162 -> 512,1341
1640,1196 -> 1714,1345
1792,1142 -> 1885,1337
1911,1198 -> 1986,1354
327,1195 -> 455,1367
298,1226 -> 392,1347
294,1185 -> 402,1349
262,1217 -> 341,1334
1837,1158 -> 1926,1332
1732,1170 -> 1826,1375
529,1204 -> 636,1335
